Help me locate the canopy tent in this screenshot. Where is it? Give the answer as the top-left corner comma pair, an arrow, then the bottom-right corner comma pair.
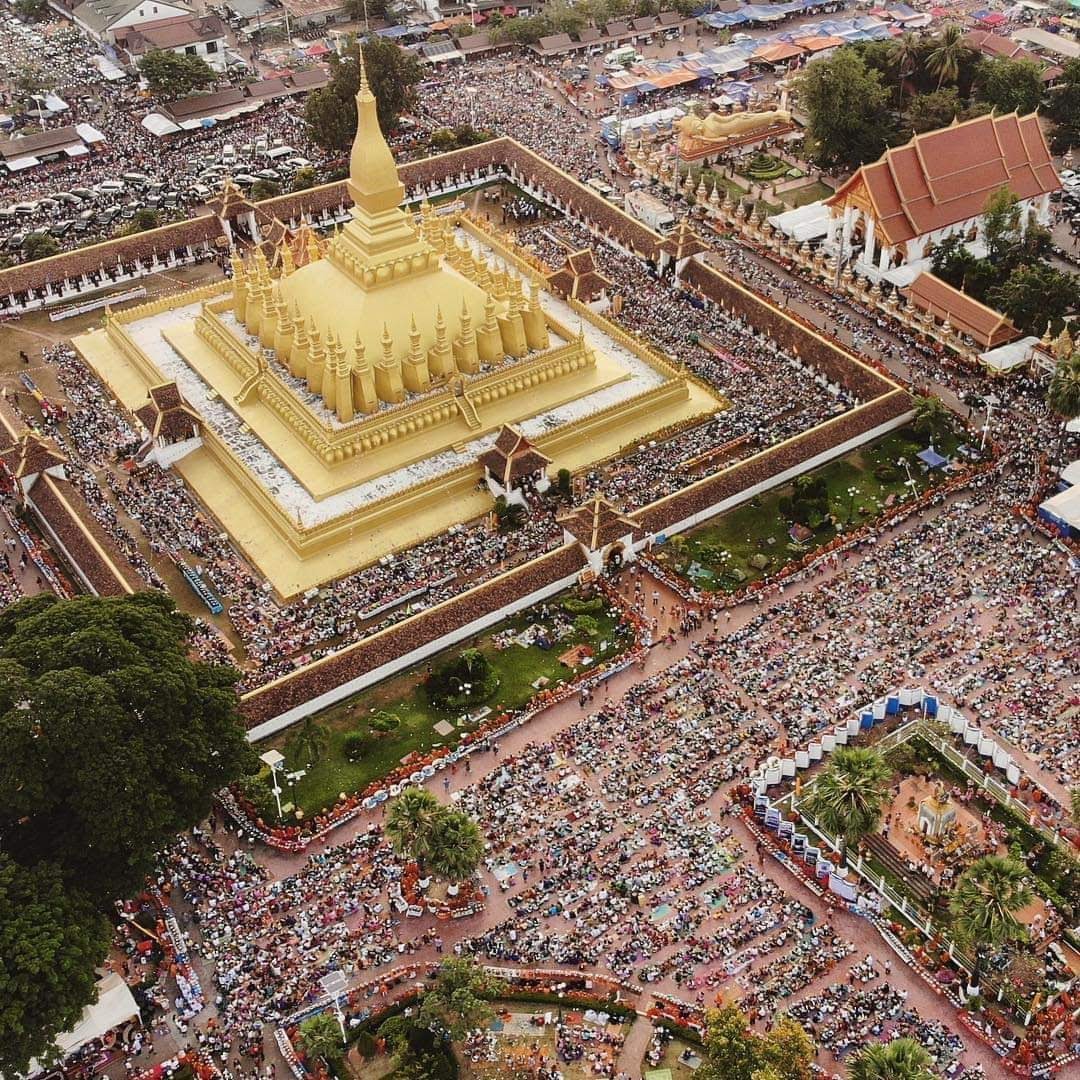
28,973 -> 140,1074
753,40 -> 806,62
1038,484 -> 1080,535
1059,459 -> 1080,487
979,335 -> 1039,374
94,55 -> 128,80
3,154 -> 40,171
917,447 -> 948,469
141,113 -> 182,137
769,200 -> 830,241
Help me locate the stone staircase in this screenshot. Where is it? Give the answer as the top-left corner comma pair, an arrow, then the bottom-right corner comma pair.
864,834 -> 936,907
455,391 -> 481,430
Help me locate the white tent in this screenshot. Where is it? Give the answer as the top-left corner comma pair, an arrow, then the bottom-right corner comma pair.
1039,484 -> 1080,533
979,335 -> 1039,374
1060,460 -> 1080,488
141,113 -> 181,137
27,973 -> 139,1075
769,201 -> 830,242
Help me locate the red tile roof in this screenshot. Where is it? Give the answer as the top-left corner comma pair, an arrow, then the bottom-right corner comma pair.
903,272 -> 1020,349
478,424 -> 551,487
558,495 -> 640,550
827,112 -> 1060,247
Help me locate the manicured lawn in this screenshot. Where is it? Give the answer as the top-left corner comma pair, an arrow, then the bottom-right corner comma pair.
654,425 -> 962,592
266,592 -> 633,815
783,180 -> 835,208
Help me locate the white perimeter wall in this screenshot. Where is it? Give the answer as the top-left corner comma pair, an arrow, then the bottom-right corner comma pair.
246,564 -> 582,741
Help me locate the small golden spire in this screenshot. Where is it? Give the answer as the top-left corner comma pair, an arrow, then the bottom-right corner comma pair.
353,331 -> 367,368
381,322 -> 395,363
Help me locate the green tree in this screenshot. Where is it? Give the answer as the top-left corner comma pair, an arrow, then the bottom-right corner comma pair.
911,394 -> 952,442
137,49 -> 216,97
698,1003 -> 814,1080
386,787 -> 444,866
416,958 -> 505,1039
981,185 -> 1022,262
21,233 -> 60,262
494,493 -> 527,531
122,208 -> 161,235
573,614 -> 601,638
426,809 -> 484,882
0,592 -> 257,905
1046,57 -> 1080,152
14,0 -> 49,21
803,747 -> 891,866
287,717 -> 329,768
1047,353 -> 1080,460
304,38 -> 421,153
291,166 -> 316,191
925,24 -> 973,89
950,854 -> 1033,993
0,855 -> 112,1077
795,49 -> 895,171
988,263 -> 1080,335
975,57 -> 1044,116
888,31 -> 920,111
249,179 -> 281,201
848,1037 -> 935,1080
906,87 -> 966,133
298,1012 -> 344,1065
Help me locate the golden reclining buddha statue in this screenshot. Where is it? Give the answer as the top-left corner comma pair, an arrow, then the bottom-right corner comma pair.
674,104 -> 793,156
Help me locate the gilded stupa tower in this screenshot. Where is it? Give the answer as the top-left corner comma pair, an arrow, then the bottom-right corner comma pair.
235,51 -> 528,420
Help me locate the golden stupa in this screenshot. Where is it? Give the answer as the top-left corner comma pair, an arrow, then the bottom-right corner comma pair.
73,60 -> 723,596
232,52 -> 546,422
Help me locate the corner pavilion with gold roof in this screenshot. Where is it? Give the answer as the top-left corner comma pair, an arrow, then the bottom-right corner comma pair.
74,59 -> 725,598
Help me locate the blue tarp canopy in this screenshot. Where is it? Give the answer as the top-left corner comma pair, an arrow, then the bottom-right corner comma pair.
376,23 -> 425,36
917,447 -> 948,469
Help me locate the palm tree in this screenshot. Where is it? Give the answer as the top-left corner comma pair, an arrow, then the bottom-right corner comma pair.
925,25 -> 969,90
889,32 -> 920,112
848,1037 -> 936,1080
803,747 -> 892,867
426,810 -> 485,882
286,718 -> 328,768
385,787 -> 444,867
949,855 -> 1033,995
1047,352 -> 1080,463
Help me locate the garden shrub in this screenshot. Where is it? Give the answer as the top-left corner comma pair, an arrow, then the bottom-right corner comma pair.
562,596 -> 604,614
369,711 -> 401,733
424,649 -> 497,710
874,462 -> 900,482
343,732 -> 370,762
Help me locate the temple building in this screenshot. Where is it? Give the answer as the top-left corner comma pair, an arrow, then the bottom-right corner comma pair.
770,112 -> 1060,287
74,59 -> 721,597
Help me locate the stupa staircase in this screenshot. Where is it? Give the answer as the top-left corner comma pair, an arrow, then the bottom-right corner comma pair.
455,391 -> 482,430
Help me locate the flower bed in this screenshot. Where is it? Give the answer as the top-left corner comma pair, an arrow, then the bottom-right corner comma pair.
222,580 -> 652,851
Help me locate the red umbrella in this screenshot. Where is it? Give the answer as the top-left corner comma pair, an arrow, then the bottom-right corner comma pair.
306,42 -> 330,56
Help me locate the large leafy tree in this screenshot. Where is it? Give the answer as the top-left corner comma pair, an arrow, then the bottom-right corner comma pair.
803,747 -> 892,867
0,855 -> 111,1077
906,88 -> 969,134
0,592 -> 257,905
949,854 -> 1033,992
981,186 -> 1022,263
975,57 -> 1044,116
988,263 -> 1080,335
698,1003 -> 814,1080
911,395 -> 951,443
304,38 -> 422,153
1046,57 -> 1080,152
417,958 -> 505,1040
848,1037 -> 935,1080
795,48 -> 895,171
137,49 -> 215,98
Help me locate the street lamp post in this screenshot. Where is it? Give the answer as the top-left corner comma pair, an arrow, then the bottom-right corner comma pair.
897,457 -> 917,499
259,749 -> 285,822
320,970 -> 349,1042
981,393 -> 1000,452
846,485 -> 859,524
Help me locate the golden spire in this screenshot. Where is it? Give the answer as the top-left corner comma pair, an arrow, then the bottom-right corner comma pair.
409,316 -> 422,362
381,322 -> 395,364
353,331 -> 368,369
347,46 -> 405,214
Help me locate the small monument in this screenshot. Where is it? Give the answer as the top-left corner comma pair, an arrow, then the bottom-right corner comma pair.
918,781 -> 957,838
